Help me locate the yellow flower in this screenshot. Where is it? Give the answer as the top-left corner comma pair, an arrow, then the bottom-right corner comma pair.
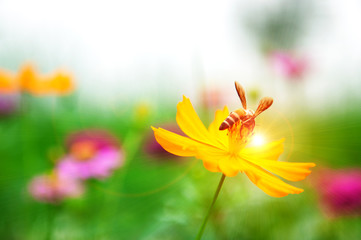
152,96 -> 315,197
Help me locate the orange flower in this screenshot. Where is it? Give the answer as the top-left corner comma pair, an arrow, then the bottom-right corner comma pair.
152,96 -> 315,197
0,64 -> 74,95
19,64 -> 74,95
18,64 -> 38,92
0,69 -> 18,93
49,71 -> 74,94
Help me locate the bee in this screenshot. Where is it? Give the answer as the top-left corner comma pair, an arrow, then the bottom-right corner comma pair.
219,82 -> 273,132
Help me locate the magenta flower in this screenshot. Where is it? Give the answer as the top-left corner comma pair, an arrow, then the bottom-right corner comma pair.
57,130 -> 124,180
28,171 -> 84,203
314,168 -> 361,217
0,94 -> 18,116
271,51 -> 308,79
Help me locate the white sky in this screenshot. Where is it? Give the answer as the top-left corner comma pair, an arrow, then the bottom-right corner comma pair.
0,0 -> 360,110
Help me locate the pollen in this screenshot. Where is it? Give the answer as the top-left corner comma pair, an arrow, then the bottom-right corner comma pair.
70,141 -> 97,161
228,123 -> 250,154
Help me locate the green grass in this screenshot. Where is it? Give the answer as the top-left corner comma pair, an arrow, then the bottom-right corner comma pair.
1,95 -> 361,239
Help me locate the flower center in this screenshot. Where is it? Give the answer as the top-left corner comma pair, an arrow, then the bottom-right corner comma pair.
228,120 -> 255,154
70,141 -> 97,161
48,171 -> 61,188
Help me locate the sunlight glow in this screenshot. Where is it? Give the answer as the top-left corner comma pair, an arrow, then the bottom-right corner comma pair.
251,134 -> 266,146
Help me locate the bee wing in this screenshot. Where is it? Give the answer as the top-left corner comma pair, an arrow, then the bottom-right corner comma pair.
254,97 -> 273,117
235,81 -> 247,109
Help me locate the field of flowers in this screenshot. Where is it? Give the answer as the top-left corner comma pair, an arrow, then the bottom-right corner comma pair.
1,0 -> 361,239
1,76 -> 361,239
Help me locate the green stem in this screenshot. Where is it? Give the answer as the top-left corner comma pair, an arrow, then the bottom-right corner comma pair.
45,204 -> 59,240
195,174 -> 226,240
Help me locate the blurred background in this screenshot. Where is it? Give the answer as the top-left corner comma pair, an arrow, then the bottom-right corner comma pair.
1,0 -> 361,239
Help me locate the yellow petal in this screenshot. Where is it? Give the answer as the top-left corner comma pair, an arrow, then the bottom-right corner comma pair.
152,127 -> 198,156
208,106 -> 229,145
196,147 -> 232,175
252,160 -> 316,182
242,138 -> 285,161
153,125 -> 231,175
176,96 -> 226,150
203,161 -> 221,172
243,160 -> 304,197
218,155 -> 239,177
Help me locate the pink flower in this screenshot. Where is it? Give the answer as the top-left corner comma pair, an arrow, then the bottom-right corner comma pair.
201,87 -> 222,109
271,51 -> 308,79
57,130 -> 124,180
313,168 -> 361,217
28,171 -> 84,203
0,94 -> 18,116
